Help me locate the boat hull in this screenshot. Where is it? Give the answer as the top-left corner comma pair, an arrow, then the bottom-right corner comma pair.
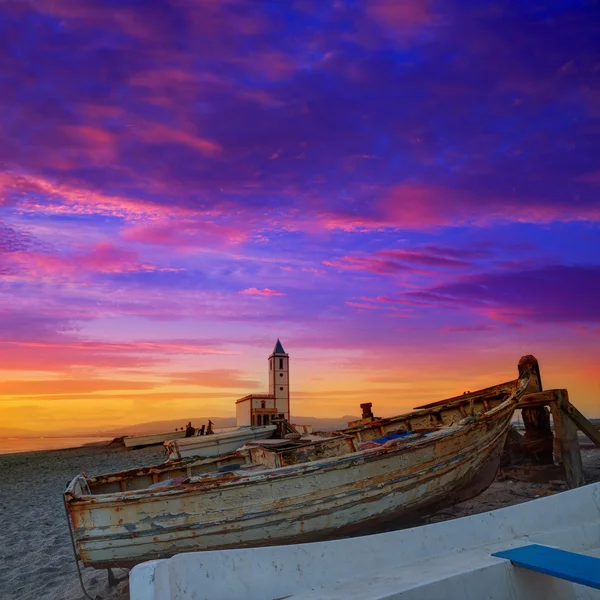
165,425 -> 276,460
130,482 -> 600,600
67,402 -> 515,568
124,430 -> 187,449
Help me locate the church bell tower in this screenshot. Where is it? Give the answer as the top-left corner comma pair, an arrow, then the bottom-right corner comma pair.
269,339 -> 290,421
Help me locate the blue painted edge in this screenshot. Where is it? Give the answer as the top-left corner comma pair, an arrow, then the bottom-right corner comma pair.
492,544 -> 600,590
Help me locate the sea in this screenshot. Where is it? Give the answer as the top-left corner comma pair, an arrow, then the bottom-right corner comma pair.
0,437 -> 113,455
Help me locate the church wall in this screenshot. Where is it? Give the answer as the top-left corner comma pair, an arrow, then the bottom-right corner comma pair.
236,400 -> 251,427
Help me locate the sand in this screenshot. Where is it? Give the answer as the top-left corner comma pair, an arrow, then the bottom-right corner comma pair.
0,443 -> 599,600
0,443 -> 165,600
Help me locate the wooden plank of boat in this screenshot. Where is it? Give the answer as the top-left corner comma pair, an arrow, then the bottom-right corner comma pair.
64,365 -> 531,569
123,429 -> 187,449
165,425 -> 277,460
129,481 -> 600,600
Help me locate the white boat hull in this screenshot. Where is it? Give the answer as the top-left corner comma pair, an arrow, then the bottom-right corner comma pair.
130,482 -> 600,600
124,430 -> 187,449
165,425 -> 277,459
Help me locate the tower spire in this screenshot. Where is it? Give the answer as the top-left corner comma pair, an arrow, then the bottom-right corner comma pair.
273,338 -> 286,354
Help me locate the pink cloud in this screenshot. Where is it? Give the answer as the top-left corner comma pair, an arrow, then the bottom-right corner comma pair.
367,0 -> 433,29
441,324 -> 500,333
3,243 -> 181,282
239,287 -> 286,296
377,248 -> 471,268
8,339 -> 234,355
123,219 -> 248,249
130,67 -> 201,90
324,256 -> 416,274
344,301 -> 383,310
31,1 -> 170,42
0,378 -> 158,395
372,184 -> 600,229
0,172 -> 195,220
0,334 -> 235,376
77,243 -> 140,273
134,122 -> 222,156
169,369 -> 261,389
324,246 -> 475,275
364,0 -> 435,42
61,124 -> 118,165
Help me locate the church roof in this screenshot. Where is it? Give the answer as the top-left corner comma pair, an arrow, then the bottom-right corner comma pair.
273,339 -> 286,354
236,393 -> 275,404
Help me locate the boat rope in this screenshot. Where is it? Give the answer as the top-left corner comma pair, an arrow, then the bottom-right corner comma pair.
63,495 -> 103,600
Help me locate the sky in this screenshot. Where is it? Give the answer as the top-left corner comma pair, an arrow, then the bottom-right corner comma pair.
1,0 -> 599,435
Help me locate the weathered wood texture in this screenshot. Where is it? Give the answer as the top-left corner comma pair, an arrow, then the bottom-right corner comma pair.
521,406 -> 554,465
550,390 -> 585,488
562,398 -> 600,448
517,355 -> 555,466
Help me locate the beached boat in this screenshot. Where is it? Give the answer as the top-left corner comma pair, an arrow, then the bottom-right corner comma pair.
123,430 -> 187,449
165,425 -> 277,460
130,481 -> 600,600
64,358 -> 536,569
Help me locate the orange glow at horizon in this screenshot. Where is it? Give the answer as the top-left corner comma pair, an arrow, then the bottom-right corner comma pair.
1,343 -> 598,436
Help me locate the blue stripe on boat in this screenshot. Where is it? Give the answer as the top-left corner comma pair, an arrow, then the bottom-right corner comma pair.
492,544 -> 600,590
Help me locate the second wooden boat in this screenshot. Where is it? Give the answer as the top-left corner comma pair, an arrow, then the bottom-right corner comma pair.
164,425 -> 277,460
123,429 -> 187,449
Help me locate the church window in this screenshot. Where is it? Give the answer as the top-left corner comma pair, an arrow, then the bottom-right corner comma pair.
280,387 -> 284,391
279,358 -> 283,369
261,401 -> 265,409
270,360 -> 272,370
279,373 -> 283,377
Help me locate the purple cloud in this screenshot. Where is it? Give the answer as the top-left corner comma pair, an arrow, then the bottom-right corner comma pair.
407,265 -> 600,324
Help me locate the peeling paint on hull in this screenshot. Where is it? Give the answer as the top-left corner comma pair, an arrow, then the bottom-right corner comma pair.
66,408 -> 518,568
65,367 -> 539,569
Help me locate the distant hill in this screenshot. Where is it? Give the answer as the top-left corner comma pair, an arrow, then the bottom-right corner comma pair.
94,415 -> 360,437
0,426 -> 41,437
0,415 -> 361,438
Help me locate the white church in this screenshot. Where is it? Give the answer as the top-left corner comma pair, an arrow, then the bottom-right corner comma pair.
235,340 -> 290,427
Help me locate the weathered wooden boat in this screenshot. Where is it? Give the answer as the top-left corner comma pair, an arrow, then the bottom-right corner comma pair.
130,481 -> 600,600
123,430 -> 187,449
64,357 -> 538,570
165,425 -> 277,460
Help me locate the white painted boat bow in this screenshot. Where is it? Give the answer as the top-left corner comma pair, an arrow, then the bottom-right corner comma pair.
130,482 -> 600,600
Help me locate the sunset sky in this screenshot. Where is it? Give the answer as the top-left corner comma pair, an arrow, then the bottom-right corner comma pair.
1,0 -> 599,435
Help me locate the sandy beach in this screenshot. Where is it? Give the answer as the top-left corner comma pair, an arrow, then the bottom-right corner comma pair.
0,442 -> 165,600
1,443 -> 599,600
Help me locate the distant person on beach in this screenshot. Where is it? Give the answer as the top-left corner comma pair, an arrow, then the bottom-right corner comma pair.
206,420 -> 214,435
185,422 -> 195,437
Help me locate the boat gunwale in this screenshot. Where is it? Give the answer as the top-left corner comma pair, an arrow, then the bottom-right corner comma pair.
342,379 -> 522,435
64,380 -> 525,505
